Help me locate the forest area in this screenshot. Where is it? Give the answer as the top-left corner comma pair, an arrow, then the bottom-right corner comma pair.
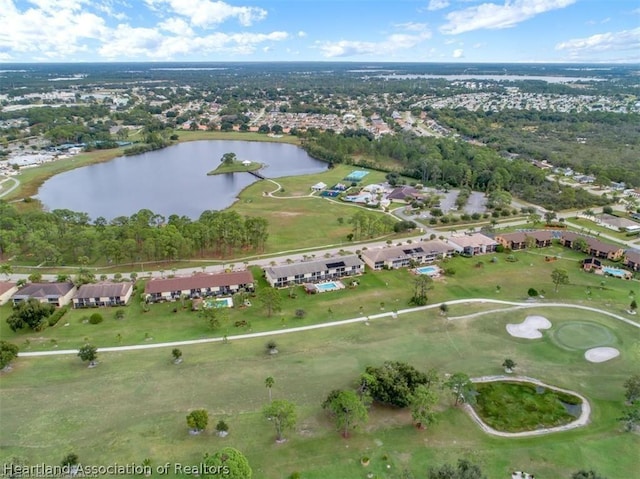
304,130 -> 609,211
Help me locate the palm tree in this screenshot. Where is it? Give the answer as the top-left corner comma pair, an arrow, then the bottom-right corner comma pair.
265,376 -> 275,401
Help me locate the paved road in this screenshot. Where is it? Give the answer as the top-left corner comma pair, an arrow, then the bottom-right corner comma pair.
0,175 -> 19,198
18,299 -> 639,357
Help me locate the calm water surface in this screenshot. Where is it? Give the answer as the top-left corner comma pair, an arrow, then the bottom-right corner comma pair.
37,140 -> 327,220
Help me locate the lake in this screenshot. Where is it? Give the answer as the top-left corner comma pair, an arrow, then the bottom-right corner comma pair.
36,140 -> 328,220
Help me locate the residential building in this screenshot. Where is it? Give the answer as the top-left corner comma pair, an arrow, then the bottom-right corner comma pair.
144,271 -> 254,302
311,182 -> 327,191
495,230 -> 554,250
263,255 -> 364,288
73,282 -> 134,308
12,282 -> 75,307
594,214 -> 640,233
560,232 -> 624,261
448,233 -> 498,256
623,250 -> 640,272
0,282 -> 18,306
582,257 -> 602,272
360,240 -> 455,270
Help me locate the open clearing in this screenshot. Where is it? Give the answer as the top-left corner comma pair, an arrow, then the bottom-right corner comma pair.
1,306 -> 639,478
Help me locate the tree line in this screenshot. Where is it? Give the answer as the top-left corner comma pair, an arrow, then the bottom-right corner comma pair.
304,129 -> 609,210
0,203 -> 268,265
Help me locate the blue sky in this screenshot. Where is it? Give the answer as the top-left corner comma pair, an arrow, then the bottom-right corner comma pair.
1,0 -> 639,62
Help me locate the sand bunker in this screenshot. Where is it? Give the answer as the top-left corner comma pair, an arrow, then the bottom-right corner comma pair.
585,347 -> 620,363
506,315 -> 552,339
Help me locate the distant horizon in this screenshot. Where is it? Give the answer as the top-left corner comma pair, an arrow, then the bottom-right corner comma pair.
2,1 -> 639,63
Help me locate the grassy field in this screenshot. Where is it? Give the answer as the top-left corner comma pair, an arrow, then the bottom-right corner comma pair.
1,306 -> 638,478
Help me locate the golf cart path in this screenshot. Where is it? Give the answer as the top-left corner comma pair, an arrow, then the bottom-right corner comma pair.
18,299 -> 639,357
464,375 -> 591,437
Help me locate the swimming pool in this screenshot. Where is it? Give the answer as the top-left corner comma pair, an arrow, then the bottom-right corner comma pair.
315,281 -> 343,292
415,265 -> 440,276
204,297 -> 234,308
602,266 -> 628,278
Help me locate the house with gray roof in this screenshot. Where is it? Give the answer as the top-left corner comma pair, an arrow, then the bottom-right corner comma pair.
361,240 -> 454,270
12,282 -> 75,307
624,250 -> 640,272
73,282 -> 134,308
264,255 -> 364,288
448,233 -> 498,256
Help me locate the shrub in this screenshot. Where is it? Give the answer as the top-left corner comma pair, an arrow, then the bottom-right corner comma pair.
528,288 -> 539,297
114,309 -> 125,320
294,309 -> 306,319
443,268 -> 456,276
495,244 -> 505,253
89,313 -> 103,324
48,306 -> 70,326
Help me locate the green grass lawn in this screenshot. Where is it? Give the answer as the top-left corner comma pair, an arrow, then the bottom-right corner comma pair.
1,306 -> 638,478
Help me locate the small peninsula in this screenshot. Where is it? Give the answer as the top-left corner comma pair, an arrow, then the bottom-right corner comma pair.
208,152 -> 263,175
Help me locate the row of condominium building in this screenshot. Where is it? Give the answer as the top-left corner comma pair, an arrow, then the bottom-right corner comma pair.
2,231 -> 638,308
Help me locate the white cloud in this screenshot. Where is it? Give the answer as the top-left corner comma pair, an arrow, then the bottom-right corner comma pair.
393,22 -> 429,32
159,17 -> 194,36
0,0 -> 108,58
555,27 -> 640,57
427,0 -> 449,11
453,48 -> 464,58
440,0 -> 576,35
0,0 -> 287,61
317,31 -> 431,58
297,31 -> 307,37
144,0 -> 267,28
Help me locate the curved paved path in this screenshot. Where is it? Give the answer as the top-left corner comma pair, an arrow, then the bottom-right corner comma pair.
18,299 -> 639,357
464,375 -> 591,438
0,176 -> 19,198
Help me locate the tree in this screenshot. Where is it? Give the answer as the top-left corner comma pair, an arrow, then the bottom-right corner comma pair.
551,268 -> 570,293
0,263 -> 13,279
322,389 -> 369,438
618,403 -> 640,432
215,420 -> 229,437
572,237 -> 589,252
439,303 -> 448,315
544,210 -> 557,224
263,399 -> 297,442
359,361 -> 430,408
0,341 -> 19,369
266,340 -> 278,355
410,385 -> 438,430
200,307 -> 220,330
221,152 -> 236,166
202,448 -> 251,479
6,299 -> 55,331
265,376 -> 275,401
428,459 -> 487,479
77,344 -> 98,367
60,452 -> 79,468
502,358 -> 516,373
444,372 -> 475,406
623,374 -> 640,404
571,471 -> 608,479
258,287 -> 282,317
411,274 -> 433,306
186,409 -> 209,434
172,348 -> 183,364
630,299 -> 637,313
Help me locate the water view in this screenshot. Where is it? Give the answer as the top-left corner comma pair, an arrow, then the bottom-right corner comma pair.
36,140 -> 327,220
